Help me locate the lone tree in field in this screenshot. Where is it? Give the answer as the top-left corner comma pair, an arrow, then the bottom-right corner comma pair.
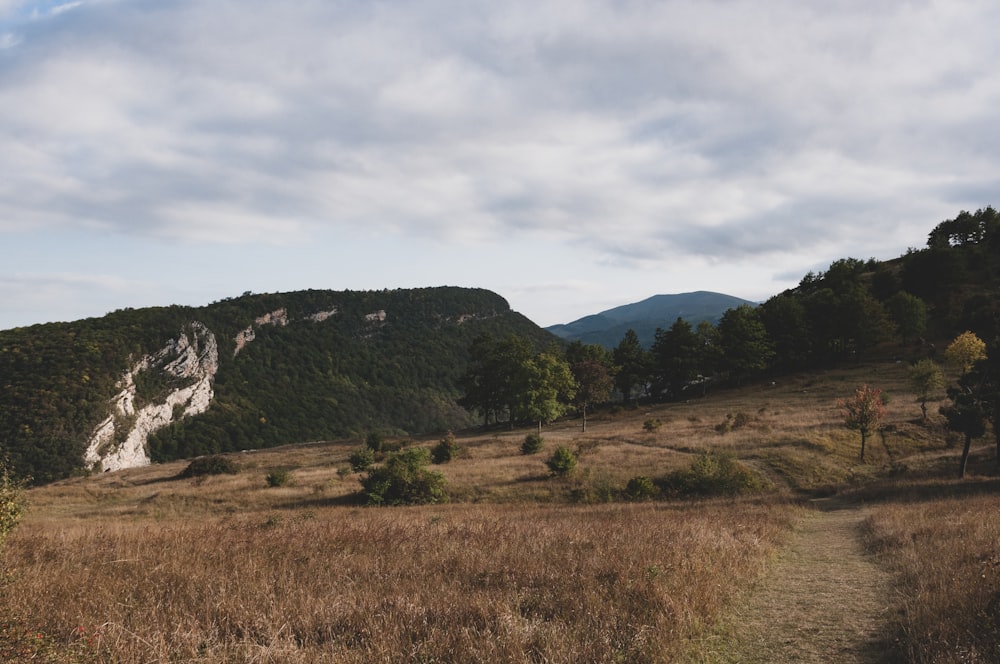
839,384 -> 886,462
909,359 -> 944,422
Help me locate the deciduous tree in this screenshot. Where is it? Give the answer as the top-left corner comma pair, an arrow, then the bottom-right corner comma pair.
839,384 -> 886,462
945,331 -> 987,375
909,359 -> 944,422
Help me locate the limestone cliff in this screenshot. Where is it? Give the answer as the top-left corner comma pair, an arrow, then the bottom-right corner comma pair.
84,322 -> 219,472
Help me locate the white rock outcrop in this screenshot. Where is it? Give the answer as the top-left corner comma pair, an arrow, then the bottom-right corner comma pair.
233,308 -> 289,356
84,322 -> 219,473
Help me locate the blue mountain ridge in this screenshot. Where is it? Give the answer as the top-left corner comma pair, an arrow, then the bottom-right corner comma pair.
545,291 -> 757,349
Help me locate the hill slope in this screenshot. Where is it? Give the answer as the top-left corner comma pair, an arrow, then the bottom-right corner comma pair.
546,291 -> 757,348
0,287 -> 554,482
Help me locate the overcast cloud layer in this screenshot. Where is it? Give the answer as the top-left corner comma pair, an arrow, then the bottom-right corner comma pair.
1,0 -> 997,330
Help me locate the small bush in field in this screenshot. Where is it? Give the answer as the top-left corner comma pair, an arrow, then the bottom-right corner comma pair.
349,447 -> 375,472
431,432 -> 460,464
178,455 -> 239,479
0,459 -> 25,547
545,446 -> 578,477
643,418 -> 662,432
361,448 -> 447,506
661,450 -> 767,497
365,432 -> 384,453
266,469 -> 292,487
624,476 -> 658,501
715,411 -> 754,434
521,433 -> 544,455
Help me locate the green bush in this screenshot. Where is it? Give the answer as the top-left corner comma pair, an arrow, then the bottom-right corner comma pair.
624,475 -> 659,501
361,448 -> 447,506
0,459 -> 25,547
431,432 -> 460,464
521,433 -> 544,455
661,451 -> 767,497
545,445 -> 578,477
177,455 -> 240,479
643,418 -> 662,432
349,447 -> 375,472
265,469 -> 292,487
365,432 -> 384,453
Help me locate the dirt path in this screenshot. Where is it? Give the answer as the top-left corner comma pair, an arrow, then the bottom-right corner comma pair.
686,500 -> 899,663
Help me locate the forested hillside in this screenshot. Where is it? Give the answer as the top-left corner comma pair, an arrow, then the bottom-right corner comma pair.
0,288 -> 553,483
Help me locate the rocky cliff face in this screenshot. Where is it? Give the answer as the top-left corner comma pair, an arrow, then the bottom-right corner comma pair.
84,322 -> 219,472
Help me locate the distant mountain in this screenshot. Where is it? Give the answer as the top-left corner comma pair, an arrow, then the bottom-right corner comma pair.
0,287 -> 555,483
546,291 -> 757,348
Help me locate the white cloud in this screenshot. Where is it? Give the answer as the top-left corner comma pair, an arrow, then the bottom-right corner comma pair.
1,0 -> 998,329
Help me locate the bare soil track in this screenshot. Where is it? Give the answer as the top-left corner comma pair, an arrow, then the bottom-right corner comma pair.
688,498 -> 901,663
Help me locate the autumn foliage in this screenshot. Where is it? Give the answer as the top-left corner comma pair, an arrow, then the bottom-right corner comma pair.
839,384 -> 887,462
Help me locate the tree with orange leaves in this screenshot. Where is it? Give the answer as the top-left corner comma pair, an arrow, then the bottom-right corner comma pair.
840,384 -> 887,462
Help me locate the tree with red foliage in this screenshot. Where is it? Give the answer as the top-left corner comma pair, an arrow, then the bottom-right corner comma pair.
840,384 -> 887,462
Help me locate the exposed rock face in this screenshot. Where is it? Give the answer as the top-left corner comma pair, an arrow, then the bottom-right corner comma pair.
365,310 -> 387,323
306,308 -> 338,323
84,322 -> 219,472
233,308 -> 289,356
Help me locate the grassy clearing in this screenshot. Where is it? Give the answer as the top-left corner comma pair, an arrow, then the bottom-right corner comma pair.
860,475 -> 1000,664
1,501 -> 790,663
2,357 -> 994,662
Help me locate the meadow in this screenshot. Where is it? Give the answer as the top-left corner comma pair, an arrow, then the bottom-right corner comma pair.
3,359 -> 999,662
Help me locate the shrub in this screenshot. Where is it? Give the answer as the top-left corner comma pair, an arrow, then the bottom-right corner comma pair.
177,455 -> 239,479
643,418 -> 662,432
265,469 -> 292,487
431,432 -> 460,464
0,459 -> 25,547
661,451 -> 767,497
349,447 -> 375,472
521,433 -> 544,455
624,475 -> 659,501
365,432 -> 384,453
715,411 -> 754,434
361,448 -> 448,506
545,446 -> 578,477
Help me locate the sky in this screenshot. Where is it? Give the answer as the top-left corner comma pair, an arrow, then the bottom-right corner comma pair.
1,0 -> 998,331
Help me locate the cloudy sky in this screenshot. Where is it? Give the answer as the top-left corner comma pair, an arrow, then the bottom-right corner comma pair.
1,0 -> 997,330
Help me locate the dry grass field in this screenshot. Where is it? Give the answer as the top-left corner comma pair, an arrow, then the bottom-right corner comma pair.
2,358 -> 999,662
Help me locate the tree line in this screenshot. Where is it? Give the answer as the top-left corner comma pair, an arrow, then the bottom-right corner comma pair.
462,207 -> 1000,431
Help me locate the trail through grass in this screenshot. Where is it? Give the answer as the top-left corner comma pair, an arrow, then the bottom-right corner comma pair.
689,499 -> 899,663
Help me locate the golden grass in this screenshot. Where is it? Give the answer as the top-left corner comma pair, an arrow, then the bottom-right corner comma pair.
2,501 -> 791,663
861,479 -> 1000,663
1,356 -> 990,662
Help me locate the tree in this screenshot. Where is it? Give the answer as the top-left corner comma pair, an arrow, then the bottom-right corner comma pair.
517,351 -> 577,435
360,448 -> 448,505
941,373 -> 988,479
460,335 -> 533,426
758,293 -> 813,371
613,329 -> 651,402
945,331 -> 987,375
651,318 -> 701,399
717,305 -> 774,384
886,292 -> 928,344
909,359 -> 944,422
839,384 -> 887,462
545,445 -> 577,477
566,343 -> 615,432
